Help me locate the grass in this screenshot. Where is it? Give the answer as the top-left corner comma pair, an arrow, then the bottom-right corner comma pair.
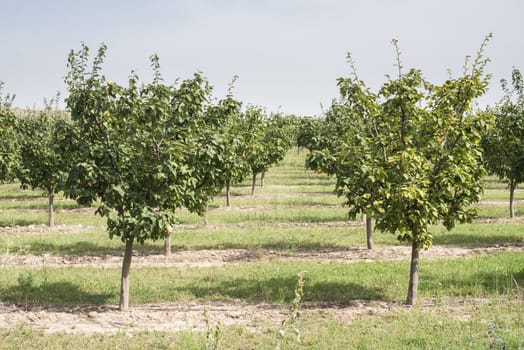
1,221 -> 522,256
481,189 -> 524,201
431,222 -> 524,247
178,205 -> 351,225
0,210 -> 104,227
1,215 -> 520,255
0,253 -> 522,306
1,148 -> 524,348
475,204 -> 524,219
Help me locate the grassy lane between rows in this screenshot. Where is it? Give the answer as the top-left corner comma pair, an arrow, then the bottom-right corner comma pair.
2,203 -> 523,228
0,253 -> 522,306
1,222 -> 522,256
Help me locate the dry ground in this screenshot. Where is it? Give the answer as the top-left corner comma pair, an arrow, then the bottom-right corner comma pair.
1,240 -> 522,334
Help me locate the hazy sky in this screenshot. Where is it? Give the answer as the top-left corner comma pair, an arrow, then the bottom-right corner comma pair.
1,0 -> 523,115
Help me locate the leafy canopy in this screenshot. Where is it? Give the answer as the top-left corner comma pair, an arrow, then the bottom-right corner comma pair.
0,82 -> 19,183
482,68 -> 524,187
333,38 -> 491,248
64,44 -> 214,244
16,106 -> 71,195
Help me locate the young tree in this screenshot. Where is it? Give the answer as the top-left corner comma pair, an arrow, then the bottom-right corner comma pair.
334,36 -> 491,305
250,113 -> 296,193
243,108 -> 294,195
296,116 -> 324,153
482,68 -> 524,218
207,93 -> 250,207
16,105 -> 71,226
241,106 -> 267,195
0,82 -> 19,184
306,95 -> 378,249
164,95 -> 226,254
64,44 -> 213,310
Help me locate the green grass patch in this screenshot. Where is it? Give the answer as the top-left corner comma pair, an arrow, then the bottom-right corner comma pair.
0,198 -> 81,211
0,253 -> 522,306
0,210 -> 104,227
481,189 -> 524,201
209,193 -> 343,207
178,206 -> 351,225
431,222 -> 524,247
475,205 -> 524,219
1,221 -> 522,256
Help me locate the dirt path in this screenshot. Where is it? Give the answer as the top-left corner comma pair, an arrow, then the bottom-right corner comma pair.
0,298 -> 503,335
1,245 -> 522,269
0,300 -> 394,334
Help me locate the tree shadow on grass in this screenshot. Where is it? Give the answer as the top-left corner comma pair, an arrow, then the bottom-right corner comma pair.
469,268 -> 524,294
16,241 -> 162,256
214,214 -> 349,225
171,241 -> 356,252
172,275 -> 385,304
421,266 -> 524,296
0,194 -> 44,201
433,233 -> 524,248
0,202 -> 82,211
0,281 -> 113,306
0,218 -> 43,227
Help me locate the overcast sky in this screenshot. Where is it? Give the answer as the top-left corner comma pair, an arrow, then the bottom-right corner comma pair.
1,0 -> 523,115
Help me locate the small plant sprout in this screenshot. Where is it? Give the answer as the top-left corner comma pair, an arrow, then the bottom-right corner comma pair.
276,271 -> 306,349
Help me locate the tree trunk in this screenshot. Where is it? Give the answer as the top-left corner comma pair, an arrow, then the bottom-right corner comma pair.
163,232 -> 172,256
509,180 -> 516,219
48,188 -> 55,227
365,216 -> 373,250
226,179 -> 231,207
406,241 -> 420,306
251,172 -> 257,196
203,205 -> 209,226
120,237 -> 134,311
260,170 -> 266,187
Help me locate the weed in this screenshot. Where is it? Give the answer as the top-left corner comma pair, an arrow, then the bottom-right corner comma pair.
276,271 -> 305,350
17,271 -> 34,306
204,307 -> 222,350
488,323 -> 507,350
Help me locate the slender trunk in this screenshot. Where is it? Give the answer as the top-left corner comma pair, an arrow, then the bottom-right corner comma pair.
163,209 -> 175,255
226,179 -> 231,207
406,241 -> 420,306
163,232 -> 172,256
203,205 -> 209,226
365,216 -> 373,250
260,170 -> 266,187
509,180 -> 516,219
48,188 -> 55,227
120,237 -> 134,311
251,172 -> 257,196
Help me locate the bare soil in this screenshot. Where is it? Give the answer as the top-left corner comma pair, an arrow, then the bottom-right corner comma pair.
1,245 -> 523,269
0,298 -> 502,335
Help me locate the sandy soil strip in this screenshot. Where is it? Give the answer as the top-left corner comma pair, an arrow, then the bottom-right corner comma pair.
0,300 -> 388,334
1,245 -> 522,269
0,298 -> 512,335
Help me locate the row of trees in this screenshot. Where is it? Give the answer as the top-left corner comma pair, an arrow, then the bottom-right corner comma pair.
2,36 -> 521,308
0,45 -> 296,310
482,68 -> 524,218
299,34 -> 522,305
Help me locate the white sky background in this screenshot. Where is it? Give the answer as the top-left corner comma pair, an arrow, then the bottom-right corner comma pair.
1,0 -> 523,115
